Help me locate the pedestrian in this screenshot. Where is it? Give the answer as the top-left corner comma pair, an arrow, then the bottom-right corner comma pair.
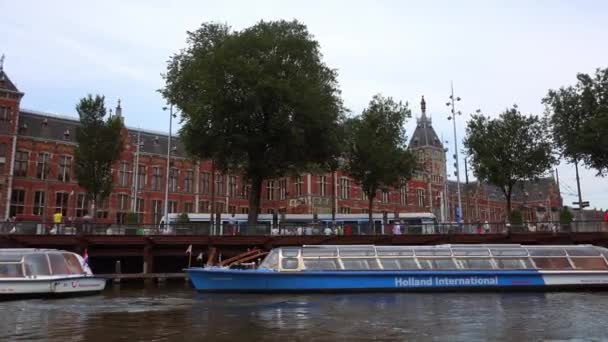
393,221 -> 401,235
604,210 -> 608,231
52,210 -> 63,234
483,220 -> 490,234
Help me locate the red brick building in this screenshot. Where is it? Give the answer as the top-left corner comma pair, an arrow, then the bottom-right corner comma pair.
0,66 -> 562,225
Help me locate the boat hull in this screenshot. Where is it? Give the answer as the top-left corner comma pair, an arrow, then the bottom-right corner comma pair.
186,268 -> 608,292
0,276 -> 106,300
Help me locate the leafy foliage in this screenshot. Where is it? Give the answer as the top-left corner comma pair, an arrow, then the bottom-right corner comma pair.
543,67 -> 608,175
464,106 -> 555,216
74,95 -> 124,215
162,20 -> 344,223
559,207 -> 573,224
344,95 -> 417,228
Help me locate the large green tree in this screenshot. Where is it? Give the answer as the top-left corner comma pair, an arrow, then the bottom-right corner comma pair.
464,106 -> 555,216
543,67 -> 608,176
74,95 -> 124,218
344,95 -> 417,232
162,20 -> 344,223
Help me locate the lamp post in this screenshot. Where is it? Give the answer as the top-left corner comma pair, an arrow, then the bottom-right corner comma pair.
446,82 -> 463,223
131,130 -> 142,213
162,105 -> 176,227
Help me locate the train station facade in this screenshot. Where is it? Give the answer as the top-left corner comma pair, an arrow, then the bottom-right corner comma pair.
0,67 -> 562,225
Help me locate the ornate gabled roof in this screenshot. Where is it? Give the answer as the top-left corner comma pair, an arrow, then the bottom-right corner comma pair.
0,70 -> 21,94
408,96 -> 443,149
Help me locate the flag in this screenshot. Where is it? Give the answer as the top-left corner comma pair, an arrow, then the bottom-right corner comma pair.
196,252 -> 203,261
82,249 -> 89,267
185,244 -> 192,255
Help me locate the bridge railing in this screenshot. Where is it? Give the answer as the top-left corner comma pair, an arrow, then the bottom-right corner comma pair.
1,220 -> 607,236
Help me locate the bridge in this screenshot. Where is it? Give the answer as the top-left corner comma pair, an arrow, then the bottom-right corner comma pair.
2,228 -> 608,278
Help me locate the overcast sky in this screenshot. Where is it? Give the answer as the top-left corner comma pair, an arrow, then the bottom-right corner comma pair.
1,0 -> 607,210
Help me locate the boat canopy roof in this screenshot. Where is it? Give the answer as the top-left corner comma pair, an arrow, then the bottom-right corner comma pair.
0,249 -> 87,279
258,244 -> 608,272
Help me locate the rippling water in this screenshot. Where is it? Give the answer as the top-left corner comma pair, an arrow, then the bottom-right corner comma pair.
1,283 -> 608,341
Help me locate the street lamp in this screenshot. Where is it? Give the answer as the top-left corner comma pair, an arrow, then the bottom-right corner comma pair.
131,130 -> 143,213
162,105 -> 177,227
446,82 -> 463,223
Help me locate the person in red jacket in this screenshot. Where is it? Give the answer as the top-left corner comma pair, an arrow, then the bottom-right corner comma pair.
604,210 -> 608,231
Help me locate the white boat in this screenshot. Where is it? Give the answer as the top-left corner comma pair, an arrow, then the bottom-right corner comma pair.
0,248 -> 106,299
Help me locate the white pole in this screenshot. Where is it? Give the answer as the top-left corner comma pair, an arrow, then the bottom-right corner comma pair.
131,130 -> 141,212
450,82 -> 463,223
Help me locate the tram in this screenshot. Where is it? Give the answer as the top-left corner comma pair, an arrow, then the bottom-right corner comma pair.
187,244 -> 608,292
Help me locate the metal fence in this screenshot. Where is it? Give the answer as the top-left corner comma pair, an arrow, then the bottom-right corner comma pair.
1,220 -> 607,236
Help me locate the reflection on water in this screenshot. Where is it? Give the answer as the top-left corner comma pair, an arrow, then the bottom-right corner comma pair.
1,282 -> 608,341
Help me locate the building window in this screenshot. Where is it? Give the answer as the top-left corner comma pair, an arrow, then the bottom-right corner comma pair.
96,198 -> 109,219
76,194 -> 87,217
152,167 -> 162,191
279,179 -> 287,200
184,202 -> 193,213
137,165 -> 146,189
214,202 -> 225,213
118,162 -> 130,187
241,183 -> 250,199
266,180 -> 275,201
169,200 -> 177,214
240,207 -> 249,214
199,200 -> 210,213
201,172 -> 210,194
136,198 -> 145,223
0,106 -> 10,122
14,151 -> 28,177
228,205 -> 236,215
169,168 -> 178,192
319,175 -> 328,197
228,176 -> 237,197
416,188 -> 425,207
184,170 -> 193,193
361,189 -> 368,201
33,191 -> 45,216
400,186 -> 408,205
215,173 -> 224,196
118,194 -> 129,211
36,153 -> 50,180
58,156 -> 72,182
152,200 -> 163,224
339,178 -> 350,200
295,176 -> 303,196
55,192 -> 69,216
339,207 -> 351,214
382,190 -> 389,203
10,189 -> 25,217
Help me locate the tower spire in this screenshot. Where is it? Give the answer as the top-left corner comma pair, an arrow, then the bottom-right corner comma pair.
421,95 -> 426,118
115,99 -> 122,117
0,54 -> 4,72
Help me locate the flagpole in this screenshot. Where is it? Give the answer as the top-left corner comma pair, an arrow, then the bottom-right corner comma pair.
188,253 -> 192,268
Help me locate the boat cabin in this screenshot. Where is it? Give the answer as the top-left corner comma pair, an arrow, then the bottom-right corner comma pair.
0,249 -> 88,279
258,244 -> 608,272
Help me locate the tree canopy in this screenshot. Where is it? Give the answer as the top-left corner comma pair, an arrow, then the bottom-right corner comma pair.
344,95 -> 417,230
74,95 -> 124,216
543,67 -> 608,176
162,20 -> 344,223
464,106 -> 555,216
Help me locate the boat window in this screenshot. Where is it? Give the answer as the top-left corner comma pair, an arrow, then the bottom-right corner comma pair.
281,257 -> 299,270
458,258 -> 494,269
339,248 -> 376,257
376,248 -> 414,257
532,257 -> 572,269
260,250 -> 280,270
302,248 -> 338,257
566,248 -> 602,257
414,249 -> 452,256
452,249 -> 490,256
495,258 -> 533,269
64,253 -> 84,274
303,259 -> 339,270
418,258 -> 456,269
24,254 -> 51,276
281,249 -> 300,258
490,249 -> 528,257
570,257 -> 608,270
341,258 -> 381,270
48,253 -> 70,275
0,263 -> 23,278
0,254 -> 24,262
528,248 -> 566,257
379,258 -> 419,270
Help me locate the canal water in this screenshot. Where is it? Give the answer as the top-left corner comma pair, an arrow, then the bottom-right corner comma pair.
1,283 -> 608,341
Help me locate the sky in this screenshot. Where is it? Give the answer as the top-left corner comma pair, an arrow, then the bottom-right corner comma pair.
1,0 -> 607,210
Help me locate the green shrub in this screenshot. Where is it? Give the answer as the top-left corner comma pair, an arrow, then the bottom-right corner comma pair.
560,207 -> 573,224
509,210 -> 523,225
126,212 -> 139,225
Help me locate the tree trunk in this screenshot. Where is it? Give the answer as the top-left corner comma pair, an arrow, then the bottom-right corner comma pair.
505,192 -> 512,220
247,175 -> 263,225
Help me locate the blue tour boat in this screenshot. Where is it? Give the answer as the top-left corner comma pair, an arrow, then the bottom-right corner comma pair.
186,244 -> 608,292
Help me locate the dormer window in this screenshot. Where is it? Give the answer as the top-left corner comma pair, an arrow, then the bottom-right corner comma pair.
154,136 -> 159,145
42,118 -> 48,127
63,129 -> 70,140
18,123 -> 27,133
